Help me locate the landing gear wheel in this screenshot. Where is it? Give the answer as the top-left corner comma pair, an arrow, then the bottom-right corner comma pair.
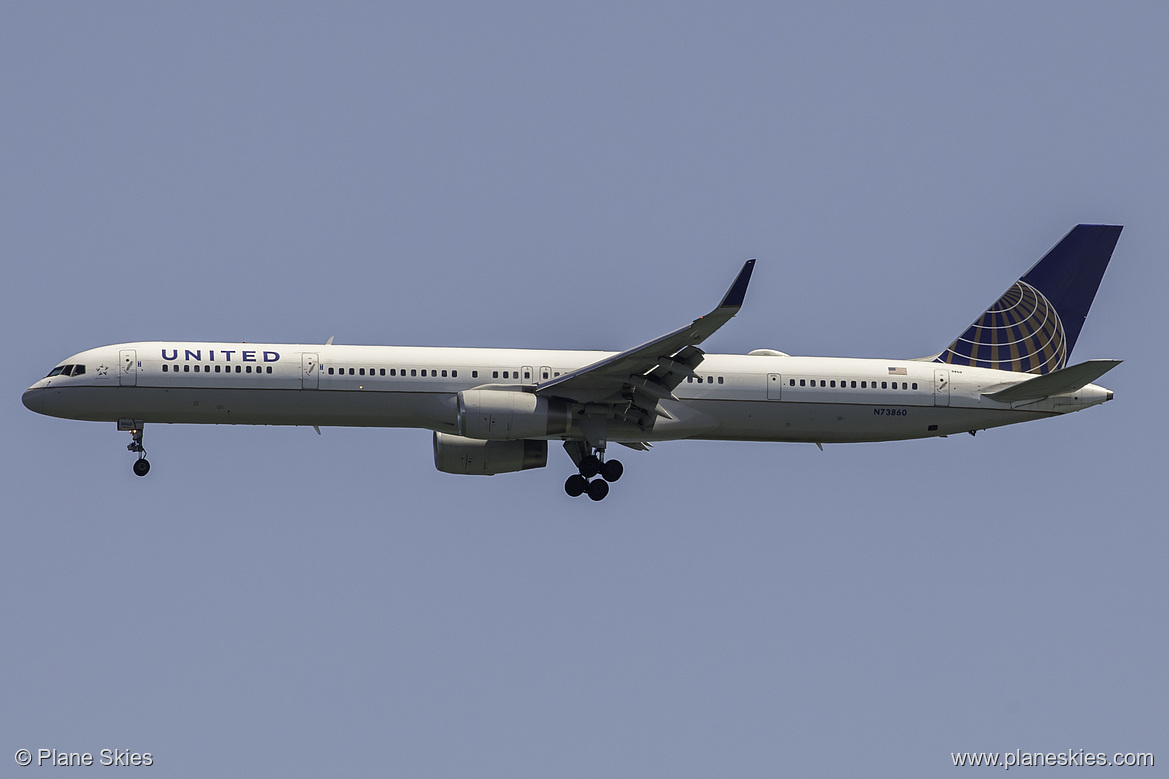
600,459 -> 623,482
579,454 -> 601,478
133,458 -> 151,477
586,479 -> 609,501
564,474 -> 587,497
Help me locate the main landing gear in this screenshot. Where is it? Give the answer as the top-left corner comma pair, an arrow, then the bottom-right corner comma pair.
563,446 -> 623,501
120,419 -> 150,477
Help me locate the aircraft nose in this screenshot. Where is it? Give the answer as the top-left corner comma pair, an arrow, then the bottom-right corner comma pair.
22,386 -> 46,414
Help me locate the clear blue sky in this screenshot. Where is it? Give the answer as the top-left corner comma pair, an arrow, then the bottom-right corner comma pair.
3,3 -> 1165,776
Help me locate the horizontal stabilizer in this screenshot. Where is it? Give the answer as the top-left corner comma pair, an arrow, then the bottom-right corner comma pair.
983,359 -> 1121,403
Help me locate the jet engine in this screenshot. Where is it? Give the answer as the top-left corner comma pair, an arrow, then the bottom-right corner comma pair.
432,432 -> 548,475
456,389 -> 569,440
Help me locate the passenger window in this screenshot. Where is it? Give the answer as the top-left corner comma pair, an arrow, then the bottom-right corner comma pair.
881,381 -> 887,389
850,381 -> 856,388
380,368 -> 385,376
799,379 -> 805,386
554,372 -> 561,377
472,371 -> 478,378
707,376 -> 713,383
431,370 -> 436,377
542,371 -> 548,379
267,367 -> 273,374
697,376 -> 703,383
789,379 -> 795,386
452,370 -> 457,378
718,377 -> 724,384
215,365 -> 221,373
389,369 -> 395,376
162,365 -> 168,373
503,371 -> 509,379
246,366 -> 252,373
902,382 -> 907,390
235,365 -> 241,373
328,368 -> 334,375
820,380 -> 826,387
441,370 -> 447,377
912,382 -> 918,390
687,377 -> 693,383
830,380 -> 836,388
359,368 -> 365,376
184,365 -> 190,372
411,369 -> 417,377
524,370 -> 530,379
493,371 -> 499,379
195,365 -> 201,373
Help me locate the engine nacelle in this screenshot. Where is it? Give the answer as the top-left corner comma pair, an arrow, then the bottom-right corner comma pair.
457,389 -> 569,440
432,432 -> 548,475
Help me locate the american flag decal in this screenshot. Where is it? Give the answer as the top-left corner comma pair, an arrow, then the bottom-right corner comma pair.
888,367 -> 907,375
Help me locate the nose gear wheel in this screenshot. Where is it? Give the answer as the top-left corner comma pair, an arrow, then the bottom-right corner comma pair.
125,424 -> 150,477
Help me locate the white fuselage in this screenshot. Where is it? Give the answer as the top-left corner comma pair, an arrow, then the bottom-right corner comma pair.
22,341 -> 1113,444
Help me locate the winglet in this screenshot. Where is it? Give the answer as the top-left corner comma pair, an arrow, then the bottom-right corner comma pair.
718,259 -> 756,309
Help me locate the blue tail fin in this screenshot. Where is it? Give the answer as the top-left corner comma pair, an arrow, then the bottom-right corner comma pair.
935,224 -> 1122,374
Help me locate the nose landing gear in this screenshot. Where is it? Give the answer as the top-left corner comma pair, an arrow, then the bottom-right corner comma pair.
120,419 -> 150,477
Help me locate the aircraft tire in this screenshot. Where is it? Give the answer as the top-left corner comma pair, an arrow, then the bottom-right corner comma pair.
565,474 -> 587,497
586,479 -> 609,501
579,454 -> 601,478
600,459 -> 623,482
133,459 -> 151,477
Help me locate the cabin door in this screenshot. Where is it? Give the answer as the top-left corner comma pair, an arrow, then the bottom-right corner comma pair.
118,349 -> 137,387
767,373 -> 783,399
933,369 -> 950,407
302,353 -> 320,389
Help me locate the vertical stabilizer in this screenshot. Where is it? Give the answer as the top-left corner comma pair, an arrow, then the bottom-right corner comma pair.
935,225 -> 1121,374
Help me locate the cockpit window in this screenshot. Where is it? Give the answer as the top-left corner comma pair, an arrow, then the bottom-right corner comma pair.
46,364 -> 84,377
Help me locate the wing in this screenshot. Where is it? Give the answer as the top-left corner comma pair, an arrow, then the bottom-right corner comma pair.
536,260 -> 756,411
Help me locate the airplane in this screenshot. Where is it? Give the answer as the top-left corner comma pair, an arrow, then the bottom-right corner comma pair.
23,224 -> 1122,501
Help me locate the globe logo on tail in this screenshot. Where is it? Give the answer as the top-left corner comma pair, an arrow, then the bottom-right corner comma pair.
937,280 -> 1067,374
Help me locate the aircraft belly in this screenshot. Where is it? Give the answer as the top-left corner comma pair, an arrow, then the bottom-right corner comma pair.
674,400 -> 1051,443
42,386 -> 459,431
